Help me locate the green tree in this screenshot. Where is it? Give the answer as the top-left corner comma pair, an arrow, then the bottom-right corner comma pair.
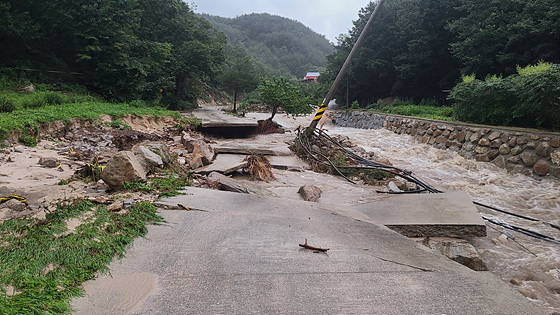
257,78 -> 313,120
447,0 -> 560,76
323,0 -> 460,106
220,55 -> 260,113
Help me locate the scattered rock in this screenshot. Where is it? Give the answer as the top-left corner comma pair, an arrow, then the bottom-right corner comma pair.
185,138 -> 214,163
0,199 -> 28,212
298,185 -> 323,202
18,84 -> 36,93
101,151 -> 147,189
106,201 -> 124,212
387,181 -> 403,193
14,145 -> 25,153
144,143 -> 173,166
134,146 -> 163,173
207,172 -> 277,197
39,157 -> 60,168
427,238 -> 488,271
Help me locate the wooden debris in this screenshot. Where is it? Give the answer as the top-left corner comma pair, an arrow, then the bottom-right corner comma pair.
177,204 -> 209,212
243,154 -> 276,182
299,239 -> 329,252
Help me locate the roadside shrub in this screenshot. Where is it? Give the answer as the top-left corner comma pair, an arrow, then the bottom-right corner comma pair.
23,91 -> 67,108
450,62 -> 560,130
418,98 -> 438,107
0,96 -> 15,113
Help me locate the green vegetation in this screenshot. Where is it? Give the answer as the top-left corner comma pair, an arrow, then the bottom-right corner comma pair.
122,173 -> 191,198
1,0 -> 225,109
324,0 -> 559,125
220,55 -> 260,113
450,62 -> 560,130
257,78 -> 313,120
0,86 -> 178,142
0,201 -> 164,314
201,13 -> 334,79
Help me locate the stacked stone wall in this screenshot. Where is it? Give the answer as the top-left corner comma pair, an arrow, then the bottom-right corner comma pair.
330,111 -> 560,179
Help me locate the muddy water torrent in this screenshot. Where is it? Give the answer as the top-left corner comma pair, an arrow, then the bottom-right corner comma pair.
325,125 -> 560,313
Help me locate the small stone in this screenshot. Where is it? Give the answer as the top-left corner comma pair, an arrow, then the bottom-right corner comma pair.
535,143 -> 550,157
488,131 -> 501,141
550,139 -> 560,148
520,152 -> 538,167
123,199 -> 136,209
470,133 -> 480,143
499,144 -> 511,155
507,156 -> 520,164
510,146 -> 524,156
507,137 -> 517,147
478,138 -> 490,146
39,157 -> 59,168
298,185 -> 323,202
14,145 -> 25,153
475,146 -> 489,154
106,201 -> 124,212
0,199 -> 27,212
456,131 -> 467,142
533,159 -> 551,176
526,141 -> 537,150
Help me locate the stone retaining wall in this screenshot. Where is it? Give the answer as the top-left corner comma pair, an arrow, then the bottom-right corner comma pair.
330,111 -> 560,179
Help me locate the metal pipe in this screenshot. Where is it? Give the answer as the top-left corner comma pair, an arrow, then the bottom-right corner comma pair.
307,0 -> 387,132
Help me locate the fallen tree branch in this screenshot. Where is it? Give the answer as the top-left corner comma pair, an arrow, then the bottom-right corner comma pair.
299,239 -> 329,252
177,204 -> 209,212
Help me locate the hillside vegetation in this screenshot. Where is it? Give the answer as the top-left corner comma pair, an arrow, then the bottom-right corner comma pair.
201,13 -> 334,79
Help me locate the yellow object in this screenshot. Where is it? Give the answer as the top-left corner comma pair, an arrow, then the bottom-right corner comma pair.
0,194 -> 27,204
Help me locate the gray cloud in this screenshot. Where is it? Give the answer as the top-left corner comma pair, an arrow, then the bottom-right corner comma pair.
191,0 -> 370,43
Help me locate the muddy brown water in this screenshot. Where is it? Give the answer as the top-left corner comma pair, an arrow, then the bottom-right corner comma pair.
323,125 -> 560,313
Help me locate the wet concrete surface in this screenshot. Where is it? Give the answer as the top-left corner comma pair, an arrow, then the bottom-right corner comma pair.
72,187 -> 546,314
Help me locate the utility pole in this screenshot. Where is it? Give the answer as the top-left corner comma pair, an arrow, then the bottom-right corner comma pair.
307,0 -> 386,133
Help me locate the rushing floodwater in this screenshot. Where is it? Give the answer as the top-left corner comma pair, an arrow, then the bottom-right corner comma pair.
326,125 -> 560,313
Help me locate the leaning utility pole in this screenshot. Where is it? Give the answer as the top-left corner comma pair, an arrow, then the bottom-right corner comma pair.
307,0 -> 387,133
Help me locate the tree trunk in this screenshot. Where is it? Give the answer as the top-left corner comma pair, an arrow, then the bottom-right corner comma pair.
233,88 -> 238,113
269,105 -> 277,120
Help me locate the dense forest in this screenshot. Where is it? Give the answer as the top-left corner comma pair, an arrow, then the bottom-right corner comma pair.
200,13 -> 334,79
1,0 -> 559,128
0,0 -> 225,109
324,0 -> 560,107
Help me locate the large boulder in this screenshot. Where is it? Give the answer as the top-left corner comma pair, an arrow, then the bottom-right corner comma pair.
143,143 -> 173,166
101,151 -> 147,189
133,146 -> 163,173
185,138 -> 214,164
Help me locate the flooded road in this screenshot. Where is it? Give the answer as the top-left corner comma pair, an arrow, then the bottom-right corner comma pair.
326,125 -> 560,313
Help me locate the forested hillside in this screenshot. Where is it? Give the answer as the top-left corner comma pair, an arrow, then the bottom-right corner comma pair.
324,0 -> 560,107
201,13 -> 334,79
1,0 -> 225,109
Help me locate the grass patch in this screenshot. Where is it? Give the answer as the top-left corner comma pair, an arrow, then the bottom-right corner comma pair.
0,200 -> 164,314
0,100 -> 178,141
122,172 -> 192,198
377,104 -> 454,121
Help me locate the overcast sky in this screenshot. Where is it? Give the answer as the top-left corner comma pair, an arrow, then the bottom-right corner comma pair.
192,0 -> 371,43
